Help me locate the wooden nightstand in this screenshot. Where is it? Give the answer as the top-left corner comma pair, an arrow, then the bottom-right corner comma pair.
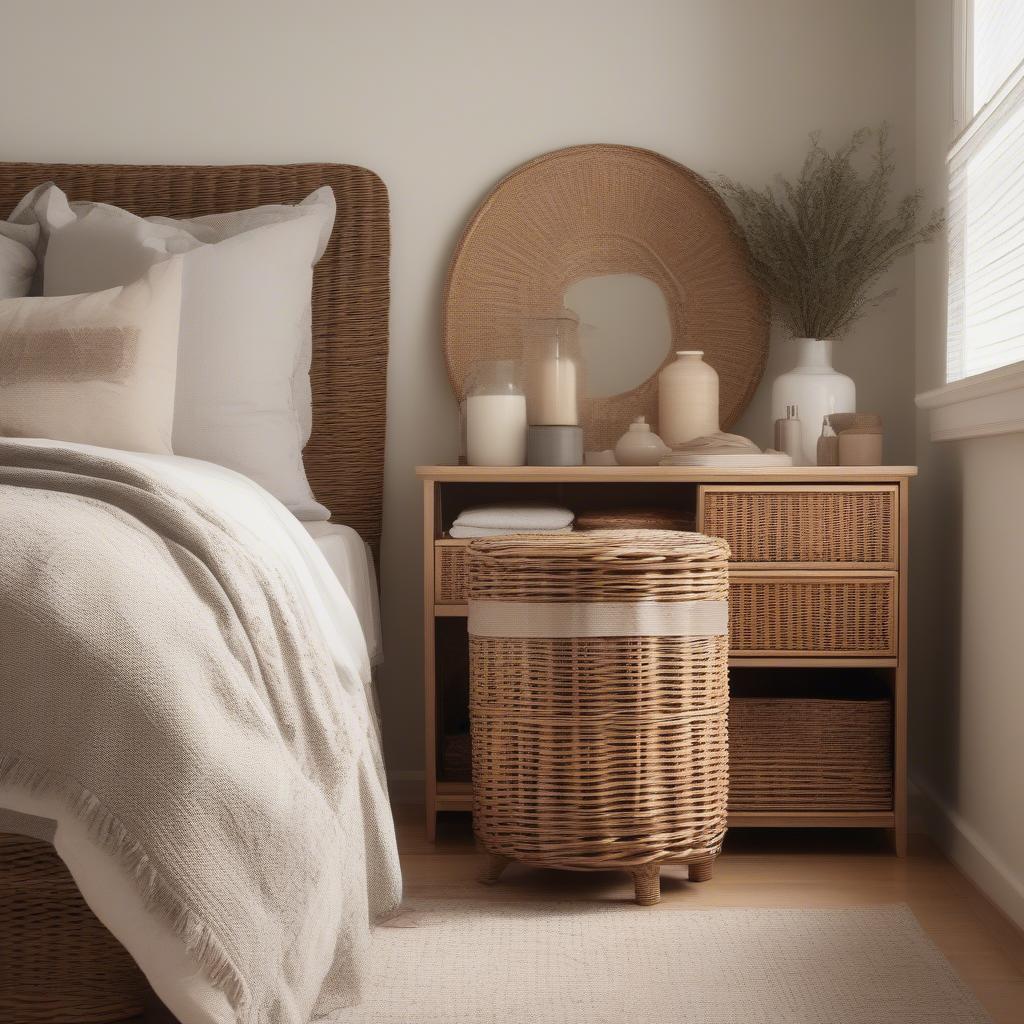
418,464 -> 916,853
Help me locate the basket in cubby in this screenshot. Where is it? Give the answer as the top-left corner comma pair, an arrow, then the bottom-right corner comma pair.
729,695 -> 893,812
435,541 -> 470,604
575,507 -> 695,532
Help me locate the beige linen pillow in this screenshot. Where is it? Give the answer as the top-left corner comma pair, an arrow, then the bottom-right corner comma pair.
0,259 -> 182,454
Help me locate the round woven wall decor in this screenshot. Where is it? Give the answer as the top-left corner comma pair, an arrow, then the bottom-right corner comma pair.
442,144 -> 769,450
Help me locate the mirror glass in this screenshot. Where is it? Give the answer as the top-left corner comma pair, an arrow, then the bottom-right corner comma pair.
563,273 -> 673,398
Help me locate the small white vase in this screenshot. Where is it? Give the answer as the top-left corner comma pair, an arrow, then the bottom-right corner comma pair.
770,339 -> 855,466
614,416 -> 671,466
658,351 -> 720,446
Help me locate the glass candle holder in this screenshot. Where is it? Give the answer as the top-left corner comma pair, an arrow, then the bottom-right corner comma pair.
465,359 -> 527,466
523,311 -> 583,427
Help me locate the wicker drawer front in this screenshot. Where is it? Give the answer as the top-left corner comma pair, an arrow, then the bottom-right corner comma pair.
729,697 -> 893,811
699,486 -> 898,567
435,541 -> 470,604
730,572 -> 897,657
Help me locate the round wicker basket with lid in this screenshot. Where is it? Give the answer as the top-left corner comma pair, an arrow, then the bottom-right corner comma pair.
467,529 -> 730,905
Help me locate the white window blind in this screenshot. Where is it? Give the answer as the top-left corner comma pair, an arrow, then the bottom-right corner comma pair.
947,0 -> 1024,382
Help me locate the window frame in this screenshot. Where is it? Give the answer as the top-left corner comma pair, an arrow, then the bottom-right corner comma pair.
953,0 -> 972,136
917,0 -> 1024,441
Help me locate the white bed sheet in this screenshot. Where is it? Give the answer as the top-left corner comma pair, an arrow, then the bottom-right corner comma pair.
0,439 -> 389,1024
303,521 -> 382,667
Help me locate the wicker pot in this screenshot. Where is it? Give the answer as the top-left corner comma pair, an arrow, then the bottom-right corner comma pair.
0,833 -> 148,1024
467,529 -> 730,905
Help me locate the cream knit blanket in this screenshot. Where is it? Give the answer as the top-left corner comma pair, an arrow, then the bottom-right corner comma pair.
0,441 -> 400,1022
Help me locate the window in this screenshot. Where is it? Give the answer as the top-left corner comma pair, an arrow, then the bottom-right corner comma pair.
947,0 -> 1024,382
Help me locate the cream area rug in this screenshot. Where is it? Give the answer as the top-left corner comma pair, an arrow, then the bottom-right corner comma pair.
333,902 -> 991,1023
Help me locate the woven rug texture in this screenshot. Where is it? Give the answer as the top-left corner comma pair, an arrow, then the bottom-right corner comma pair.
331,901 -> 990,1023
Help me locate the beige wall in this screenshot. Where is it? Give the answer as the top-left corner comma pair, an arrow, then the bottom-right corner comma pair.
0,1 -> 919,783
914,1 -> 1024,929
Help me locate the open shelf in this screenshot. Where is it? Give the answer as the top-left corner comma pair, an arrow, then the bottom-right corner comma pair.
435,780 -> 473,812
435,480 -> 698,537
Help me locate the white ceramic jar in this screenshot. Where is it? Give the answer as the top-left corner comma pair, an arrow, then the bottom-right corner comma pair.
614,416 -> 671,465
770,339 -> 855,466
657,351 -> 719,446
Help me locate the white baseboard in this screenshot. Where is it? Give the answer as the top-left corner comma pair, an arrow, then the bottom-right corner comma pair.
387,770 -> 424,803
912,775 -> 1024,932
907,781 -> 929,835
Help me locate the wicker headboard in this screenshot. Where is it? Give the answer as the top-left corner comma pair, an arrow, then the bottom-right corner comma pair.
0,162 -> 390,551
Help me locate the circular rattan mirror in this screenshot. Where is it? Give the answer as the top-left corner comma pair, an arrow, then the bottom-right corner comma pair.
442,144 -> 769,450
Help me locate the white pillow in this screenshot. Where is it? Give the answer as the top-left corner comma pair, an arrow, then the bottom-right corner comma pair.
0,259 -> 182,454
0,220 -> 38,298
12,184 -> 336,520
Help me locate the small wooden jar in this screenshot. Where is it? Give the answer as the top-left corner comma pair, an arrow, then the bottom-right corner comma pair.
839,427 -> 884,466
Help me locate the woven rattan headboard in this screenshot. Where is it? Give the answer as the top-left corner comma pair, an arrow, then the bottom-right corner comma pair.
0,161 -> 390,550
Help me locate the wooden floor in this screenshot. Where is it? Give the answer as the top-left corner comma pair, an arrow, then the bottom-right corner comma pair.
397,806 -> 1024,1024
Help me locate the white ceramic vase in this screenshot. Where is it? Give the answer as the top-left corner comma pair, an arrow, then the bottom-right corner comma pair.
657,351 -> 720,445
770,338 -> 855,466
614,416 -> 671,465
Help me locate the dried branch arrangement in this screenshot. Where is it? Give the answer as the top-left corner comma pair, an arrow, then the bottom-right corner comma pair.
718,126 -> 944,340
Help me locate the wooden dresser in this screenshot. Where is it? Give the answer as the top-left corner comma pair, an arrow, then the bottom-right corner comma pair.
418,465 -> 916,853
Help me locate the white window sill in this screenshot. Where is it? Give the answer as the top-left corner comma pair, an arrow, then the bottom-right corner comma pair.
915,362 -> 1024,441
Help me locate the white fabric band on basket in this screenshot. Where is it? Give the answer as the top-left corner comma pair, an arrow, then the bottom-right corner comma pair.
468,600 -> 728,639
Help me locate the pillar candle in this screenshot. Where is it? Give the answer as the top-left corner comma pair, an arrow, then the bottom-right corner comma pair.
467,393 -> 527,466
526,353 -> 578,425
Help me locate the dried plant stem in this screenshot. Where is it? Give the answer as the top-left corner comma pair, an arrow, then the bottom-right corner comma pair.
718,126 -> 944,340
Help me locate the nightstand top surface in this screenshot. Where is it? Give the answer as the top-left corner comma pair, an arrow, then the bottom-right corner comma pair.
416,465 -> 918,482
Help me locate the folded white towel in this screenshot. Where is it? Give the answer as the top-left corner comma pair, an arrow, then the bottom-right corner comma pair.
449,524 -> 574,539
454,504 -> 574,531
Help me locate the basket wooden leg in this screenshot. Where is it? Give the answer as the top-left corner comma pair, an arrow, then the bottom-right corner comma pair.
632,863 -> 661,906
688,858 -> 714,883
478,853 -> 511,886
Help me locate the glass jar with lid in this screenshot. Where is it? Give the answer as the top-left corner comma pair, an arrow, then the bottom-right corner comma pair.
522,310 -> 583,427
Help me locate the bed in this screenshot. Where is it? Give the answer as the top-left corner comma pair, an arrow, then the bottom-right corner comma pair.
0,162 -> 392,1024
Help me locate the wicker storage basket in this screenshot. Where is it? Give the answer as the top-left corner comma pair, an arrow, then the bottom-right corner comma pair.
467,530 -> 730,906
0,833 -> 148,1023
435,540 -> 470,604
441,731 -> 473,778
575,507 -> 695,532
729,697 -> 893,811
